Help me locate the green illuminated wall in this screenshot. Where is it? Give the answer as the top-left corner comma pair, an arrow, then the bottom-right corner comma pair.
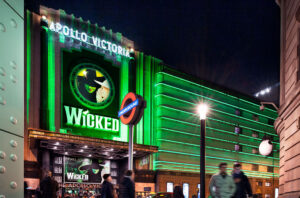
27,6 -> 279,179
152,66 -> 279,178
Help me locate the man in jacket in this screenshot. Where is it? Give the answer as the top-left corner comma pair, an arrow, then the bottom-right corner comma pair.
101,174 -> 115,198
232,163 -> 253,198
40,170 -> 59,198
119,170 -> 135,198
209,162 -> 236,198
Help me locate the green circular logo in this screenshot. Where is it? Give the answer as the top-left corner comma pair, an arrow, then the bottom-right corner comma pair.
70,63 -> 115,109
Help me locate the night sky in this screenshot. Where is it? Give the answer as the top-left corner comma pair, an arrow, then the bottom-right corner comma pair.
26,0 -> 280,102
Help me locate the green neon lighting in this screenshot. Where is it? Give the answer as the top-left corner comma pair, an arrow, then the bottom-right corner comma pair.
155,166 -> 274,178
114,58 -> 130,142
157,139 -> 278,160
159,149 -> 199,157
47,28 -> 56,131
158,149 -> 278,167
26,11 -> 31,124
206,126 -> 279,145
155,83 -> 276,123
155,161 -> 278,177
136,52 -> 144,144
155,161 -> 200,167
159,105 -> 277,137
159,127 -> 277,149
160,127 -> 200,137
205,146 -> 278,160
155,164 -> 278,178
156,72 -> 277,114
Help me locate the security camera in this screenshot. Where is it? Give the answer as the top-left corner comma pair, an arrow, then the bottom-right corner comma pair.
259,104 -> 265,111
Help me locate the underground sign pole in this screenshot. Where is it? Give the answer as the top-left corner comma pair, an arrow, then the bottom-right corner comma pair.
118,92 -> 146,170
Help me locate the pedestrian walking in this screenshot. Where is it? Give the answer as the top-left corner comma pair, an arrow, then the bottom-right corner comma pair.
209,162 -> 236,198
119,170 -> 135,198
40,170 -> 59,198
101,174 -> 115,198
232,163 -> 252,198
173,186 -> 184,198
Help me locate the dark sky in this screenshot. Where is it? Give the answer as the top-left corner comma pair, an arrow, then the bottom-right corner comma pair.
26,0 -> 280,101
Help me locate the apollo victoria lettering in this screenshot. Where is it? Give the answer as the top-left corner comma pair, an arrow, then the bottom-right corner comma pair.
49,22 -> 130,57
64,105 -> 119,132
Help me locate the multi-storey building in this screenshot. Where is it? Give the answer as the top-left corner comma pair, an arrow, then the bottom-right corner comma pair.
22,5 -> 279,198
275,0 -> 300,197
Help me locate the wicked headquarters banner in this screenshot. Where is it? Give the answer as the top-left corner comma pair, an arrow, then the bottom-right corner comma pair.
61,49 -> 120,139
64,157 -> 110,183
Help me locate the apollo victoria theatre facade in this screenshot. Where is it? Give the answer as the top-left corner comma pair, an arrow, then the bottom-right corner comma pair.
25,6 -> 279,198
25,6 -> 159,197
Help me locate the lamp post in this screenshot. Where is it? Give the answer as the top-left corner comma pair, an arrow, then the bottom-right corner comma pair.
198,104 -> 208,198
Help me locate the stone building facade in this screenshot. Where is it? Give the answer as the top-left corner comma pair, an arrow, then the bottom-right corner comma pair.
275,0 -> 300,197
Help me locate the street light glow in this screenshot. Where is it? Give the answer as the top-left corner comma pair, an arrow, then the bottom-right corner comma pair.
198,103 -> 208,120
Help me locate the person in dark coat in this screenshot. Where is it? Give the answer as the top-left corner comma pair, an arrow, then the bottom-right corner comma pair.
101,174 -> 115,198
173,186 -> 184,198
40,170 -> 59,198
232,163 -> 253,198
119,170 -> 135,198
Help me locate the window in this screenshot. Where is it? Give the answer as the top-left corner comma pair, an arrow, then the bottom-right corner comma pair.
265,194 -> 271,198
253,115 -> 259,121
268,119 -> 274,125
252,164 -> 259,171
167,182 -> 174,193
252,131 -> 259,138
183,183 -> 189,198
235,109 -> 241,116
267,166 -> 274,173
256,181 -> 263,186
234,127 -> 242,134
265,182 -> 272,187
252,148 -> 258,154
235,144 -> 242,151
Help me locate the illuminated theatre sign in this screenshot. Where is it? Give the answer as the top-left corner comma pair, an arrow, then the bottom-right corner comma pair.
61,51 -> 121,138
64,105 -> 119,132
49,22 -> 131,57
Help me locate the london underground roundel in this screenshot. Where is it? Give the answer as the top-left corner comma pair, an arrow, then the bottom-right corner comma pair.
70,63 -> 115,109
119,92 -> 146,125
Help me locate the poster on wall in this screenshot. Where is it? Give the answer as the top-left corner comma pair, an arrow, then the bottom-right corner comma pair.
64,157 -> 110,183
61,49 -> 121,140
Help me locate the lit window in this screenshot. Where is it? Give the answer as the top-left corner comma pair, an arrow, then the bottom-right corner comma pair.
252,148 -> 258,154
265,182 -> 272,187
256,181 -> 262,186
252,131 -> 259,138
167,182 -> 173,193
235,127 -> 242,134
235,144 -> 242,151
265,194 -> 271,198
183,183 -> 189,198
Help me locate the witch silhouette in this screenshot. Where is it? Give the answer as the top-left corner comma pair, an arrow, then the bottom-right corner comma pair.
76,68 -> 110,103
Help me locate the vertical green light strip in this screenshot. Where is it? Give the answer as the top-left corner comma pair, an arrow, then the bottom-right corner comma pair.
47,30 -> 56,131
115,57 -> 130,142
26,10 -> 31,124
136,52 -> 144,144
144,55 -> 152,145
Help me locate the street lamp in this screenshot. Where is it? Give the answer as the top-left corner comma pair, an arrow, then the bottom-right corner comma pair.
198,103 -> 208,198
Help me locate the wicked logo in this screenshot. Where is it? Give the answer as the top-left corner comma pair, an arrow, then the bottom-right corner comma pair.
70,63 -> 115,109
